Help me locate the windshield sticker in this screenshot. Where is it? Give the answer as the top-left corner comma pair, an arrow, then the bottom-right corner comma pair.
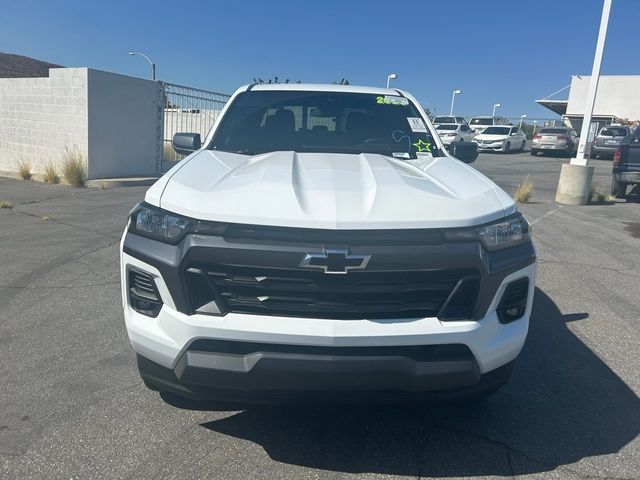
416,151 -> 433,160
392,152 -> 410,159
376,95 -> 409,106
412,139 -> 431,152
407,117 -> 428,133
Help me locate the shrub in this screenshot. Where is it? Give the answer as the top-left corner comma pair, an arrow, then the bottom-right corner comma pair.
17,159 -> 32,180
61,147 -> 86,187
514,176 -> 535,203
43,161 -> 60,184
0,200 -> 13,209
590,183 -> 617,203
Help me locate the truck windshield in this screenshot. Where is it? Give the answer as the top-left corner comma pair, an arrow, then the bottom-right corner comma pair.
433,116 -> 456,123
209,90 -> 442,158
470,118 -> 493,125
482,127 -> 511,135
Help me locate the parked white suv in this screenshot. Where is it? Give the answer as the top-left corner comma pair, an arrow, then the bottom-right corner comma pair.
469,116 -> 510,134
121,84 -> 536,405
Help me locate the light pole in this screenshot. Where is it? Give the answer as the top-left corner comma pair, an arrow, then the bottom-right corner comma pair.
572,0 -> 612,165
519,114 -> 527,128
492,103 -> 501,117
449,89 -> 461,116
556,0 -> 612,205
128,51 -> 156,81
386,73 -> 397,89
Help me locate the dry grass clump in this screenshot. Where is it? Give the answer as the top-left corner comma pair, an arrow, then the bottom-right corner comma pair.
43,161 -> 60,184
61,146 -> 86,187
0,200 -> 13,209
590,183 -> 617,203
17,159 -> 32,180
514,176 -> 535,203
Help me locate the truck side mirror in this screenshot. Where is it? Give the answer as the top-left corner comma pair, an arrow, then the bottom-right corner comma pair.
172,133 -> 202,156
450,141 -> 478,164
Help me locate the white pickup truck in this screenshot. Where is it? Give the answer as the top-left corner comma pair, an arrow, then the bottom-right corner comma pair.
120,84 -> 536,405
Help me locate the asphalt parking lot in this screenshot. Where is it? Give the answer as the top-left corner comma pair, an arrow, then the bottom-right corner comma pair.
1,150 -> 639,480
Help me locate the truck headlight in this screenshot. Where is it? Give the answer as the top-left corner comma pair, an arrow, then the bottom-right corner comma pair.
444,213 -> 531,251
128,203 -> 225,244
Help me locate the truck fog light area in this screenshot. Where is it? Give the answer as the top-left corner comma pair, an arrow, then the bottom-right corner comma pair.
128,269 -> 163,317
497,278 -> 529,324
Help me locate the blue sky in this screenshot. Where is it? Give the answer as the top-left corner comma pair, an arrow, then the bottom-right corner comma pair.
1,0 -> 638,119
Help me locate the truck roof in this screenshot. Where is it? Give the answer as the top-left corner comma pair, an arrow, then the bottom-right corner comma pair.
238,83 -> 403,96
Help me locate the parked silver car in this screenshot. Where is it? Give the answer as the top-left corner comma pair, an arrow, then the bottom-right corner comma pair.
590,125 -> 632,159
531,127 -> 578,157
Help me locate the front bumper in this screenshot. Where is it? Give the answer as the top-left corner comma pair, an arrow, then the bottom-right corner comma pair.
476,141 -> 505,151
137,351 -> 516,404
121,229 -> 536,402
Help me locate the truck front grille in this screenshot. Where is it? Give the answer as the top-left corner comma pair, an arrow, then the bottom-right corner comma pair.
185,265 -> 479,320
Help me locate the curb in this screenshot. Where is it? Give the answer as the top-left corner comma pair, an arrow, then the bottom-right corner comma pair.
85,177 -> 159,188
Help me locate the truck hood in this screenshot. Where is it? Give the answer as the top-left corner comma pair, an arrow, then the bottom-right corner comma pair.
150,150 -> 514,229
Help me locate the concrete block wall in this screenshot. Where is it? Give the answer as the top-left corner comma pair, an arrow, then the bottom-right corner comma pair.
87,69 -> 162,178
0,68 -> 88,176
0,67 -> 162,180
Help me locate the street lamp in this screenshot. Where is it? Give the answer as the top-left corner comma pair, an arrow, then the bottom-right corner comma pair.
555,0 -> 612,206
572,0 -> 612,165
450,89 -> 462,116
492,103 -> 501,116
519,114 -> 527,128
128,51 -> 156,81
386,73 -> 397,89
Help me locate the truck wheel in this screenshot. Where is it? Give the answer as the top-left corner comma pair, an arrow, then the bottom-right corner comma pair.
611,178 -> 626,197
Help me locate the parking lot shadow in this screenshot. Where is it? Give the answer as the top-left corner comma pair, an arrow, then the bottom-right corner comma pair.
198,288 -> 640,477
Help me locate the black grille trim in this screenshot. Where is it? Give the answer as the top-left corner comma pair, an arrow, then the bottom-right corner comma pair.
224,225 -> 445,246
187,339 -> 472,360
185,264 -> 479,320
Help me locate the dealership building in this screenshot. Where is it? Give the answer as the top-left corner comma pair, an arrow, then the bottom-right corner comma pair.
536,75 -> 640,134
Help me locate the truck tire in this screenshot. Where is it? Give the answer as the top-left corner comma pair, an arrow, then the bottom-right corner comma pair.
611,178 -> 626,197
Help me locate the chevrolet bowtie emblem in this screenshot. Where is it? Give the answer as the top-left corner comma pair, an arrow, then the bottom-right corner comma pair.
300,249 -> 371,274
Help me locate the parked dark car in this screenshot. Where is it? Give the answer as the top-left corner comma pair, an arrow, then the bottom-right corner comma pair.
611,125 -> 640,196
591,125 -> 632,160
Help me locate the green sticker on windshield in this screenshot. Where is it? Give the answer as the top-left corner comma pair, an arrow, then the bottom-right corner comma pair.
412,139 -> 431,152
376,95 -> 409,106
